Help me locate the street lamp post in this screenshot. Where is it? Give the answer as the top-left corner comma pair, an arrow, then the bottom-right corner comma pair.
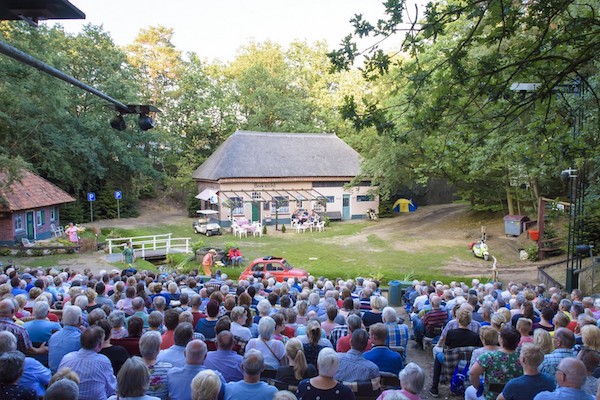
511,79 -> 586,292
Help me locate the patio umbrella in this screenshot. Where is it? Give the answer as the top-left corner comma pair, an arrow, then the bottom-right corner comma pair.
195,188 -> 219,204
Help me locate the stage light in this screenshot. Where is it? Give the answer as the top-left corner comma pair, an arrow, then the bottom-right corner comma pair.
109,114 -> 126,131
138,113 -> 155,131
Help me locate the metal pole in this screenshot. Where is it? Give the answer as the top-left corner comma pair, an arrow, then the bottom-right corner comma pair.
0,40 -> 130,112
90,201 -> 93,223
117,198 -> 121,220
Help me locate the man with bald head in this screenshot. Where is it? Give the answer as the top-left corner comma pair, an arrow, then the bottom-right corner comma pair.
167,339 -> 225,400
534,358 -> 594,400
0,299 -> 47,356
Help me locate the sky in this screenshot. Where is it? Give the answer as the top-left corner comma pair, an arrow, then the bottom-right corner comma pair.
51,0 -> 424,63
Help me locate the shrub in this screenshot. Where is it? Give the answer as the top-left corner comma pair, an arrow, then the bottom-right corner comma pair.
526,244 -> 539,261
324,216 -> 331,227
191,240 -> 206,253
262,225 -> 267,235
281,224 -> 287,233
0,248 -> 11,256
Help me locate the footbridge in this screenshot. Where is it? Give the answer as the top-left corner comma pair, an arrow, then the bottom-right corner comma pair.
106,234 -> 193,261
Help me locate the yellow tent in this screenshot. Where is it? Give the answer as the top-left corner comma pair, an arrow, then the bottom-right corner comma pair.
393,198 -> 417,213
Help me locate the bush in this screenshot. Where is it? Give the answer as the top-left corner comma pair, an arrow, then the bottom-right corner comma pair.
281,224 -> 287,233
191,240 -> 206,253
324,216 -> 331,227
262,225 -> 267,235
526,244 -> 539,261
0,248 -> 11,256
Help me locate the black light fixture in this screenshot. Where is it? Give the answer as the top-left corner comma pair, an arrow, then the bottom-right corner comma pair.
138,113 -> 155,131
108,104 -> 161,131
109,114 -> 126,131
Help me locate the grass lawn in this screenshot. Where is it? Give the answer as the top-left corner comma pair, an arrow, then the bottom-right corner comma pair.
90,220 -> 481,284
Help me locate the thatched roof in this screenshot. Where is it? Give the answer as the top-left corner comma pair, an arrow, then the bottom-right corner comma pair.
0,170 -> 75,211
192,131 -> 362,181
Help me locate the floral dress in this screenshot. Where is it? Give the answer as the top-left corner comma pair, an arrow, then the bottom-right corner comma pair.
477,351 -> 523,400
146,361 -> 172,400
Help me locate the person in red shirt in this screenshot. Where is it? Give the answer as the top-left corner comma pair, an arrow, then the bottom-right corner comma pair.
336,314 -> 372,353
227,247 -> 243,266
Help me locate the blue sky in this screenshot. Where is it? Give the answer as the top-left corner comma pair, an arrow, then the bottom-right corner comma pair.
52,0 -> 423,62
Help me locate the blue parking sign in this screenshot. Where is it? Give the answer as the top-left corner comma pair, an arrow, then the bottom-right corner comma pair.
87,192 -> 96,202
114,191 -> 122,200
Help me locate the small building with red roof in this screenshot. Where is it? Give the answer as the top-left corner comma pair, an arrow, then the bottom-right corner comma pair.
0,170 -> 75,244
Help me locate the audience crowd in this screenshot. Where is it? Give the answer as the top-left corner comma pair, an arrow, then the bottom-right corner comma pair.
0,262 -> 599,400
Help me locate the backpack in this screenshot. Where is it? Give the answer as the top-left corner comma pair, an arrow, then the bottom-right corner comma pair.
450,358 -> 470,395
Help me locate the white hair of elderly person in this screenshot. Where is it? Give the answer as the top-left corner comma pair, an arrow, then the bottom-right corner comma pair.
244,316 -> 285,369
107,356 -> 159,400
44,378 -> 79,400
376,362 -> 425,400
191,369 -> 221,400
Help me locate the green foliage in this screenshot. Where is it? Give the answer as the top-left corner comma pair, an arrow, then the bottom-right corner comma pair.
526,245 -> 539,262
0,248 -> 11,256
323,216 -> 331,228
262,225 -> 267,235
191,240 -> 206,253
281,224 -> 287,233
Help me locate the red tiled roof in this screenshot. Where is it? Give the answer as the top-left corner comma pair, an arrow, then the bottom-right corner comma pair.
0,170 -> 75,211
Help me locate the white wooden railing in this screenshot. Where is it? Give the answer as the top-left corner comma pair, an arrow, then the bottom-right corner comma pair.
107,234 -> 193,258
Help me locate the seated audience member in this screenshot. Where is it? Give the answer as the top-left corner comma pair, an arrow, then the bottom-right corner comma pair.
48,305 -> 83,372
578,347 -> 600,396
435,304 -> 481,350
580,325 -> 600,352
139,331 -> 171,399
126,297 -> 150,329
321,306 -> 340,336
24,301 -> 62,365
376,362 -> 425,400
204,330 -> 244,383
381,307 -> 410,350
160,308 -> 181,350
414,295 -> 447,349
44,378 -> 79,400
230,306 -> 252,342
0,298 -> 48,357
364,323 -> 403,375
157,322 -> 194,368
276,338 -> 317,386
195,300 -> 220,340
191,369 -> 222,400
533,358 -> 594,400
168,340 -> 226,400
469,326 -> 499,369
0,330 -> 51,397
430,307 -> 483,397
108,310 -> 128,339
539,327 -> 576,380
532,308 -> 555,332
467,327 -> 523,400
228,246 -> 243,266
58,325 -> 117,400
112,315 -> 144,356
224,349 -> 277,400
108,356 -> 159,400
533,329 -> 553,355
337,314 -> 372,353
497,343 -> 554,400
245,316 -> 285,370
335,329 -> 380,382
0,351 -> 37,400
302,319 -> 326,367
96,319 -> 129,375
147,311 -> 164,334
116,286 -> 137,316
296,347 -> 355,400
95,282 -> 115,311
516,318 -> 533,346
362,295 -> 385,328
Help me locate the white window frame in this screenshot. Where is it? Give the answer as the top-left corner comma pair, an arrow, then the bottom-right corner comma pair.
14,214 -> 24,231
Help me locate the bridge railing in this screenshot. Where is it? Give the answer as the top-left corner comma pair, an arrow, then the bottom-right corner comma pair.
107,234 -> 192,257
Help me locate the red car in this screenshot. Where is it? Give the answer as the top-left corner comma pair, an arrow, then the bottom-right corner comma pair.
238,256 -> 309,282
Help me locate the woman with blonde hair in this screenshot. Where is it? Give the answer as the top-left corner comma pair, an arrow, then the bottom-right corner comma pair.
533,328 -> 553,354
191,369 -> 221,400
490,312 -> 507,332
469,326 -> 499,367
303,320 -> 325,368
276,338 -> 317,385
581,324 -> 600,352
496,307 -> 511,325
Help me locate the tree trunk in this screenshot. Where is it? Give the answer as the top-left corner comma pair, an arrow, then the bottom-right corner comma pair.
505,181 -> 515,215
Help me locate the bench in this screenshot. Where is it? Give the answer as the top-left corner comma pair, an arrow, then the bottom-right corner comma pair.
318,211 -> 342,221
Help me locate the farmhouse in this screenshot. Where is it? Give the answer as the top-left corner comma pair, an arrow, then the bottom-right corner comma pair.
192,130 -> 378,226
0,171 -> 75,244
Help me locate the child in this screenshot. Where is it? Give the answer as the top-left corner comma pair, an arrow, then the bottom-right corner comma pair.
517,317 -> 534,346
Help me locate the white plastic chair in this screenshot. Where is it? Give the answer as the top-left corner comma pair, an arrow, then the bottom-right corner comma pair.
253,223 -> 263,237
237,227 -> 248,238
50,223 -> 64,237
315,221 -> 325,232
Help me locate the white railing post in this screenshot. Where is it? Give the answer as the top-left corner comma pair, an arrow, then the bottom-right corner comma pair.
107,238 -> 113,254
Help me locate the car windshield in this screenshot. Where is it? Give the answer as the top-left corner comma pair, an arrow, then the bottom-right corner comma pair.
282,260 -> 292,270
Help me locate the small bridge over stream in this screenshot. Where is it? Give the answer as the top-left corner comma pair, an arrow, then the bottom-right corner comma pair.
106,234 -> 193,262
